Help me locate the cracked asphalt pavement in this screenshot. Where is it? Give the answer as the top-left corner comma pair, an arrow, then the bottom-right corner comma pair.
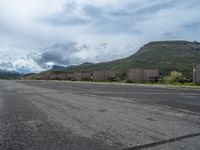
0,80 -> 200,150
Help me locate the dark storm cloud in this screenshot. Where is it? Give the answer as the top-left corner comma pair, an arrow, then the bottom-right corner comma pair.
33,42 -> 82,68
83,5 -> 102,17
0,62 -> 14,70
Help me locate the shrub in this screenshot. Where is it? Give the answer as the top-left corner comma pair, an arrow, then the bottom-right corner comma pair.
125,80 -> 133,83
162,71 -> 184,83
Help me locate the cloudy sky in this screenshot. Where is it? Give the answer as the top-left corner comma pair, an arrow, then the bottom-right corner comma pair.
0,0 -> 200,73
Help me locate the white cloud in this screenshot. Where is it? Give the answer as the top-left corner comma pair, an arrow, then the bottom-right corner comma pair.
0,0 -> 200,72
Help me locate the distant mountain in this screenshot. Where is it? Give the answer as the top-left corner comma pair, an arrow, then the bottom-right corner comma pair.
51,65 -> 66,71
80,62 -> 94,66
50,62 -> 94,71
28,41 -> 200,80
0,69 -> 21,79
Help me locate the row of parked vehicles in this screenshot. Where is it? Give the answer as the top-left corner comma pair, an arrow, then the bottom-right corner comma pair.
36,69 -> 160,82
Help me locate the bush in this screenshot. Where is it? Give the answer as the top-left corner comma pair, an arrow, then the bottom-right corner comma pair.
125,80 -> 133,83
162,71 -> 184,83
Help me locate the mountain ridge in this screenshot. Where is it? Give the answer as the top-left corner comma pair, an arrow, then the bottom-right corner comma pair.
0,69 -> 21,79
29,40 -> 200,80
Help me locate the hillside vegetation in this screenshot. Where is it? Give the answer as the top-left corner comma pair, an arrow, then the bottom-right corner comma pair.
30,41 -> 200,80
0,70 -> 21,79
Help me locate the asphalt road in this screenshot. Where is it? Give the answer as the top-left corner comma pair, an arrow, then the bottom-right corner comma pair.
0,80 -> 200,150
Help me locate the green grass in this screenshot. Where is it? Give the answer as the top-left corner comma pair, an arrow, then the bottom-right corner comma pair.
156,82 -> 199,86
45,79 -> 200,89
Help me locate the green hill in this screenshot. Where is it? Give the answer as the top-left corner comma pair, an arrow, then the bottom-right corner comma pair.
0,70 -> 21,79
31,41 -> 200,80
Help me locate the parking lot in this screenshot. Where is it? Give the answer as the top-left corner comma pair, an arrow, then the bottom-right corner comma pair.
0,80 -> 200,149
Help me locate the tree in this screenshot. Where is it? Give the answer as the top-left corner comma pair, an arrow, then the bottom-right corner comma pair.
163,71 -> 184,83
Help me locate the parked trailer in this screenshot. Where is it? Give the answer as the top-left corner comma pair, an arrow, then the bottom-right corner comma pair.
144,69 -> 159,82
56,73 -> 68,80
127,69 -> 144,82
73,72 -> 83,81
93,71 -> 116,81
43,74 -> 50,80
82,73 -> 92,80
66,73 -> 73,80
193,64 -> 200,84
104,71 -> 117,81
127,69 -> 159,82
93,71 -> 105,81
49,74 -> 58,80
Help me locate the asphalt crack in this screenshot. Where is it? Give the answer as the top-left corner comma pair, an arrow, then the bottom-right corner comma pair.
124,133 -> 200,150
